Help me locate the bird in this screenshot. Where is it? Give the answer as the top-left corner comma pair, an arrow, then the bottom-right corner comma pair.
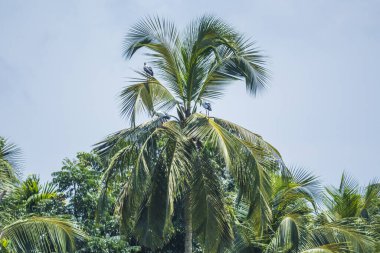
153,110 -> 170,120
200,100 -> 212,116
143,62 -> 154,77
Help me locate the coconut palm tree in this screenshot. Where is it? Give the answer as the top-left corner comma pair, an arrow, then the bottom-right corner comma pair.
232,169 -> 379,253
319,173 -> 380,252
0,137 -> 86,252
324,173 -> 380,220
13,174 -> 57,213
95,15 -> 282,253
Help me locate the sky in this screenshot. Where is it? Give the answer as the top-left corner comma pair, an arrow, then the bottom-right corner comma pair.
1,0 -> 379,186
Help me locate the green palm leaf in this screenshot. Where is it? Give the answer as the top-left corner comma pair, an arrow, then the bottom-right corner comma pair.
0,216 -> 86,253
191,149 -> 233,252
120,73 -> 178,126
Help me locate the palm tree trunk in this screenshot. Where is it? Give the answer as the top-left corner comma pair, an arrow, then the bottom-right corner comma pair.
184,195 -> 192,253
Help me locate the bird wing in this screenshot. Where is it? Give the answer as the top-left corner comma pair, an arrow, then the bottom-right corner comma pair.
148,66 -> 153,75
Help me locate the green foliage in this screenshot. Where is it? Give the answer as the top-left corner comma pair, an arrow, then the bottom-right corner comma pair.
51,152 -> 139,253
1,14 -> 379,253
0,137 -> 21,194
232,169 -> 380,253
0,137 -> 86,253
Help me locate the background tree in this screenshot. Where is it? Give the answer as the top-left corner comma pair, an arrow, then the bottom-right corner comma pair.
232,169 -> 380,253
13,174 -> 57,213
52,152 -> 140,253
0,137 -> 85,253
319,173 -> 380,252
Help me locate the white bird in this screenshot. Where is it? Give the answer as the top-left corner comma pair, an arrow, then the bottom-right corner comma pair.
143,62 -> 154,77
154,110 -> 170,120
200,100 -> 212,116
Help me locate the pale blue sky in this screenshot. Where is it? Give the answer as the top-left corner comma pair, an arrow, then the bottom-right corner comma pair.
1,0 -> 379,185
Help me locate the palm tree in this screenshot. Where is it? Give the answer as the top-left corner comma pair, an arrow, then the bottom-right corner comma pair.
324,173 -> 380,220
14,174 -> 57,213
95,15 -> 282,252
0,137 -> 86,252
319,173 -> 380,252
232,169 -> 379,253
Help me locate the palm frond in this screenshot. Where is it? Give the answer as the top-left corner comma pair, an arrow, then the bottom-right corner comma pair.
191,149 -> 233,252
120,73 -> 178,126
185,113 -> 274,231
362,179 -> 380,214
0,137 -> 21,193
272,167 -> 321,212
299,243 -> 346,253
114,121 -> 192,249
0,216 -> 86,253
312,219 -> 377,252
0,137 -> 22,173
132,151 -> 174,249
123,16 -> 184,98
265,214 -> 304,253
94,117 -> 164,158
324,173 -> 362,219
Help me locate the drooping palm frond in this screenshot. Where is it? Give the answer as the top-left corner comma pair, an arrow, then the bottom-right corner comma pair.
191,149 -> 233,252
132,152 -> 174,248
265,214 -> 305,252
185,113 -> 274,232
212,117 -> 282,165
298,243 -> 347,253
0,137 -> 21,195
110,121 -> 192,249
0,137 -> 22,173
95,120 -> 161,225
0,161 -> 17,198
120,72 -> 178,126
362,179 -> 380,218
94,117 -> 165,158
197,40 -> 268,103
311,218 -> 378,253
0,216 -> 86,253
185,114 -> 276,170
324,173 -> 362,219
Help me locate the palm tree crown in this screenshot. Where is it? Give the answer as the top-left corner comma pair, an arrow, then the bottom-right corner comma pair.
120,15 -> 269,125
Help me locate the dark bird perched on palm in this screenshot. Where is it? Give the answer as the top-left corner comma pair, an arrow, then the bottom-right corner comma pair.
200,100 -> 212,116
143,62 -> 154,77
